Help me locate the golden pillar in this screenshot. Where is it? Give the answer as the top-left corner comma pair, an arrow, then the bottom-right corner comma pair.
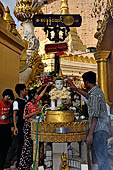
61,0 -> 69,14
94,50 -> 110,103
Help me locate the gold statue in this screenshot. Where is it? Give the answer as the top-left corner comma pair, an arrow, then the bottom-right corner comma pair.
60,153 -> 69,170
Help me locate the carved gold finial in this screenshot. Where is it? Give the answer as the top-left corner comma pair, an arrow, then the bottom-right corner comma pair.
14,0 -> 41,22
57,68 -> 64,79
3,6 -> 14,31
3,6 -> 14,24
3,6 -> 20,37
60,153 -> 69,170
61,0 -> 69,14
0,2 -> 5,18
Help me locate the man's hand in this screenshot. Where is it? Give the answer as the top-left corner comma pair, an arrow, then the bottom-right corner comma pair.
66,79 -> 78,91
86,133 -> 93,145
108,130 -> 112,138
14,127 -> 18,136
86,117 -> 97,145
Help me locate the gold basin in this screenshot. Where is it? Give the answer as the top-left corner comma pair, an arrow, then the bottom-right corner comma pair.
46,110 -> 74,123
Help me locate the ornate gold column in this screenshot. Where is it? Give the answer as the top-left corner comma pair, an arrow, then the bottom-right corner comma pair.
61,0 -> 69,14
94,50 -> 110,103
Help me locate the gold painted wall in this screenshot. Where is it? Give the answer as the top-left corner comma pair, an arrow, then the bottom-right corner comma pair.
0,17 -> 24,98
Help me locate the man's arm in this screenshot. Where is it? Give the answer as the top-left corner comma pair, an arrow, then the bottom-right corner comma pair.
13,101 -> 19,136
66,79 -> 87,97
86,117 -> 98,145
13,110 -> 18,136
76,88 -> 87,97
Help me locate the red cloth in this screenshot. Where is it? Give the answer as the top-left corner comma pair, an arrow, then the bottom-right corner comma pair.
56,51 -> 64,56
0,100 -> 10,124
24,96 -> 41,122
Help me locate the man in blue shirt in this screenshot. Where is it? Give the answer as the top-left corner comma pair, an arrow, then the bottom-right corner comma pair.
67,71 -> 111,170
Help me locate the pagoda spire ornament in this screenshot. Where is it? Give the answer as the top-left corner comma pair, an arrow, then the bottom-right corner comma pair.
14,0 -> 41,60
3,6 -> 20,37
14,0 -> 42,22
61,0 -> 69,14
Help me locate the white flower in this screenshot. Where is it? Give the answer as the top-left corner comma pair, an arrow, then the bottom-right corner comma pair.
49,87 -> 71,100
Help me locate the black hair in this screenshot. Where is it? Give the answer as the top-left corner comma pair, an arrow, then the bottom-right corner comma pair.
2,89 -> 14,100
28,88 -> 37,101
15,84 -> 26,96
82,71 -> 96,84
56,78 -> 63,81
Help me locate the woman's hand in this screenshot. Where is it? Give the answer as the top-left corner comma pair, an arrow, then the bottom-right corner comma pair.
42,84 -> 46,87
46,82 -> 50,87
36,107 -> 42,115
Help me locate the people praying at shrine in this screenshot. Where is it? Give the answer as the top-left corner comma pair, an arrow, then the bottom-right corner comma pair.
67,71 -> 112,170
18,83 -> 49,170
0,89 -> 14,170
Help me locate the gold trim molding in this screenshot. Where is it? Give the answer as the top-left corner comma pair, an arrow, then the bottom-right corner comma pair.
32,132 -> 87,143
31,121 -> 88,142
43,53 -> 96,64
94,50 -> 110,60
0,2 -> 4,17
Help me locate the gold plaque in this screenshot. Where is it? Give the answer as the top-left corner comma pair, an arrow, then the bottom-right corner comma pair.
63,16 -> 74,26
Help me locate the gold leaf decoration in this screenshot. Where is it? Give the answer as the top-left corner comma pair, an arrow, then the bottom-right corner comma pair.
28,50 -> 44,85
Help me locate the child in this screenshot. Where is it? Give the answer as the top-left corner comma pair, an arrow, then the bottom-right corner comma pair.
18,84 -> 49,170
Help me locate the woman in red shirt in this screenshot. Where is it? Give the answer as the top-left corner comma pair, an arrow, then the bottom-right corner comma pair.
0,89 -> 14,170
18,84 -> 49,170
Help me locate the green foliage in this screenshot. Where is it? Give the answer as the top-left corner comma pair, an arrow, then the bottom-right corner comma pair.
57,103 -> 69,111
49,71 -> 56,77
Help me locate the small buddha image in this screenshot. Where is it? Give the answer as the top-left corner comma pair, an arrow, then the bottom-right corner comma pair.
49,78 -> 71,110
56,78 -> 64,91
60,153 -> 69,170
